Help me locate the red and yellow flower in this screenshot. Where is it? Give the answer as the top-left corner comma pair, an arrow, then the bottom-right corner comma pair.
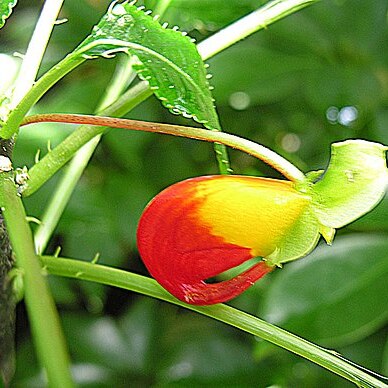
137,175 -> 320,305
137,140 -> 388,305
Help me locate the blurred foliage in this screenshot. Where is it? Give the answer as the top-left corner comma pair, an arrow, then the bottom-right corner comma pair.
1,0 -> 388,386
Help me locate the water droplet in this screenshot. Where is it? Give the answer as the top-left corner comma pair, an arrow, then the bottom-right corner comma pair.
326,105 -> 358,127
166,361 -> 193,380
228,91 -> 250,110
338,106 -> 358,126
111,4 -> 126,16
326,106 -> 339,124
281,133 -> 301,153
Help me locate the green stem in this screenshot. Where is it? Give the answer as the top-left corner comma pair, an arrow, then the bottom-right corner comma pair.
0,174 -> 73,388
152,0 -> 174,17
33,136 -> 100,254
33,0 -> 176,254
39,255 -> 387,388
0,0 -> 320,139
197,0 -> 320,60
0,54 -> 85,139
33,56 -> 142,254
21,113 -> 305,196
21,84 -> 151,198
11,0 -> 65,107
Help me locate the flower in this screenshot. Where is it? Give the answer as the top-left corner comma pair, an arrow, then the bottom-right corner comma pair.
137,175 -> 319,305
137,140 -> 388,305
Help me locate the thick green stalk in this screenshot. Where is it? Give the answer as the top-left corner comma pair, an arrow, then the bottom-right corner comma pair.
0,139 -> 15,387
0,174 -> 74,388
0,1 -> 67,384
21,113 -> 306,197
39,255 -> 387,388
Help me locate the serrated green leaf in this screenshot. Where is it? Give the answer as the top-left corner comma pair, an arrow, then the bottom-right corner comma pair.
261,234 -> 388,347
75,1 -> 220,130
312,140 -> 388,228
0,0 -> 17,29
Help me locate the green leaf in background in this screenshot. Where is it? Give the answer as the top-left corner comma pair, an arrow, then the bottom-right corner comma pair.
76,1 -> 220,130
0,0 -> 17,29
312,140 -> 388,228
261,234 -> 388,347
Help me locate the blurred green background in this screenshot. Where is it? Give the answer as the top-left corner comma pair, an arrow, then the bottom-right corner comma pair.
1,0 -> 388,386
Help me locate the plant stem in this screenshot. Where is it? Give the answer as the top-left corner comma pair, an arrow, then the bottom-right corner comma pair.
0,174 -> 73,388
21,113 -> 305,196
11,0 -> 65,107
33,54 -> 142,253
1,0 -> 320,139
20,84 -> 151,198
197,0 -> 320,60
33,136 -> 100,254
0,54 -> 85,139
32,0 -> 174,253
39,255 -> 387,388
0,139 -> 16,387
152,0 -> 174,18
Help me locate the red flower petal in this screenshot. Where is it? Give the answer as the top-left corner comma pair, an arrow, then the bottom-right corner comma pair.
137,175 -> 309,304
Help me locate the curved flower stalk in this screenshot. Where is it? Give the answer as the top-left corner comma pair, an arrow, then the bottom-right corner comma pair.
137,140 -> 388,305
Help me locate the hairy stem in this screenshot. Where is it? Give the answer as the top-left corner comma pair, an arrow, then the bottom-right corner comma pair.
0,174 -> 73,387
21,113 -> 305,196
20,84 -> 151,198
0,139 -> 15,386
40,255 -> 387,388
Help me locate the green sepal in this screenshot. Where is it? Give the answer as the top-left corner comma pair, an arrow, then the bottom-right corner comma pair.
266,207 -> 320,266
311,140 -> 388,229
